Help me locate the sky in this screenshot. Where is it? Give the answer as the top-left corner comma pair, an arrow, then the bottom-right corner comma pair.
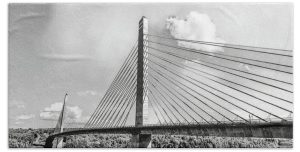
8,3 -> 293,128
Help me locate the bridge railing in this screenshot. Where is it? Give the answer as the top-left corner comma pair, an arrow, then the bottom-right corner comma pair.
59,117 -> 292,133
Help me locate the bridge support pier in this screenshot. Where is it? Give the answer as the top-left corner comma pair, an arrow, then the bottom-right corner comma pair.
56,137 -> 64,148
132,16 -> 150,148
131,133 -> 152,148
44,136 -> 55,148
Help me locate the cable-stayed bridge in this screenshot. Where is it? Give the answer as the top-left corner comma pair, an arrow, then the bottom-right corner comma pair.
44,17 -> 293,148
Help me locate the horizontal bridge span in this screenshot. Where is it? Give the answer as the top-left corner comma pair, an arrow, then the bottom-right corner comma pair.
45,122 -> 292,147
51,121 -> 293,138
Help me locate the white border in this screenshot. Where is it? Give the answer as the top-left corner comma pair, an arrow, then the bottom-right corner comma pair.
1,1 -> 298,152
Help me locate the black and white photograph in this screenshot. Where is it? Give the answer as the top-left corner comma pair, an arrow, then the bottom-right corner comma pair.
7,2 -> 293,148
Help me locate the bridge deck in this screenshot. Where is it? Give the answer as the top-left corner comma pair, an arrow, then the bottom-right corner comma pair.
51,121 -> 292,138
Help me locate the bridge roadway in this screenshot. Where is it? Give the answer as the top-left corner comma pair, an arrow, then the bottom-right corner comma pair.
44,121 -> 292,147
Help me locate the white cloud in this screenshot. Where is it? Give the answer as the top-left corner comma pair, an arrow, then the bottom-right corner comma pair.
239,63 -> 252,71
69,116 -> 90,124
39,111 -> 59,120
9,100 -> 25,109
166,11 -> 225,52
14,11 -> 46,23
15,121 -> 24,125
40,102 -> 84,122
44,102 -> 63,112
77,90 -> 98,96
40,54 -> 91,62
16,114 -> 35,120
66,106 -> 82,120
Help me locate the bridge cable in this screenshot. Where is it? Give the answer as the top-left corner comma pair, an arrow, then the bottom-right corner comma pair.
89,54 -> 137,127
110,86 -> 136,127
149,67 -> 228,124
120,98 -> 136,126
141,80 -> 168,125
99,65 -> 137,127
148,63 -> 264,123
92,50 -> 137,127
86,41 -> 137,126
148,59 -> 288,120
148,81 -> 188,124
147,51 -> 292,114
147,40 -> 292,69
149,65 -> 264,123
148,52 -> 292,104
148,67 -> 245,123
148,46 -> 292,93
150,60 -> 270,120
145,29 -> 293,52
148,73 -> 210,124
89,49 -> 137,127
106,78 -> 137,128
95,57 -> 136,127
148,76 -> 205,124
103,78 -> 136,128
148,89 -> 175,125
113,89 -> 136,127
147,94 -> 163,125
149,78 -> 196,124
146,34 -> 293,56
96,58 -> 137,128
86,44 -> 137,127
148,86 -> 177,124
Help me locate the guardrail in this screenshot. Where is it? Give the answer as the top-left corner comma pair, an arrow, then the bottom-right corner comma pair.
62,117 -> 292,131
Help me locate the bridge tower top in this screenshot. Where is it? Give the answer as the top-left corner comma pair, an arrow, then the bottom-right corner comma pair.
55,93 -> 68,134
135,17 -> 149,127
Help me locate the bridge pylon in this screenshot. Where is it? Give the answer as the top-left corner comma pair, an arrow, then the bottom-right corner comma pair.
132,16 -> 152,148
44,93 -> 68,148
55,93 -> 68,148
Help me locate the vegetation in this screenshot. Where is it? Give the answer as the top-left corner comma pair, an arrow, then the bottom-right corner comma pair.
9,128 -> 54,148
8,128 -> 292,148
151,135 -> 284,148
64,134 -> 132,148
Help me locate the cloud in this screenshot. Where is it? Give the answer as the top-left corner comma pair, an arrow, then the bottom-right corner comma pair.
166,11 -> 225,52
43,102 -> 63,112
239,63 -> 252,71
40,102 -> 83,122
8,26 -> 20,34
14,11 -> 46,23
39,111 -> 59,120
15,121 -> 24,125
69,116 -> 90,124
16,114 -> 35,120
77,90 -> 98,96
9,100 -> 25,109
66,106 -> 82,120
39,54 -> 91,62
